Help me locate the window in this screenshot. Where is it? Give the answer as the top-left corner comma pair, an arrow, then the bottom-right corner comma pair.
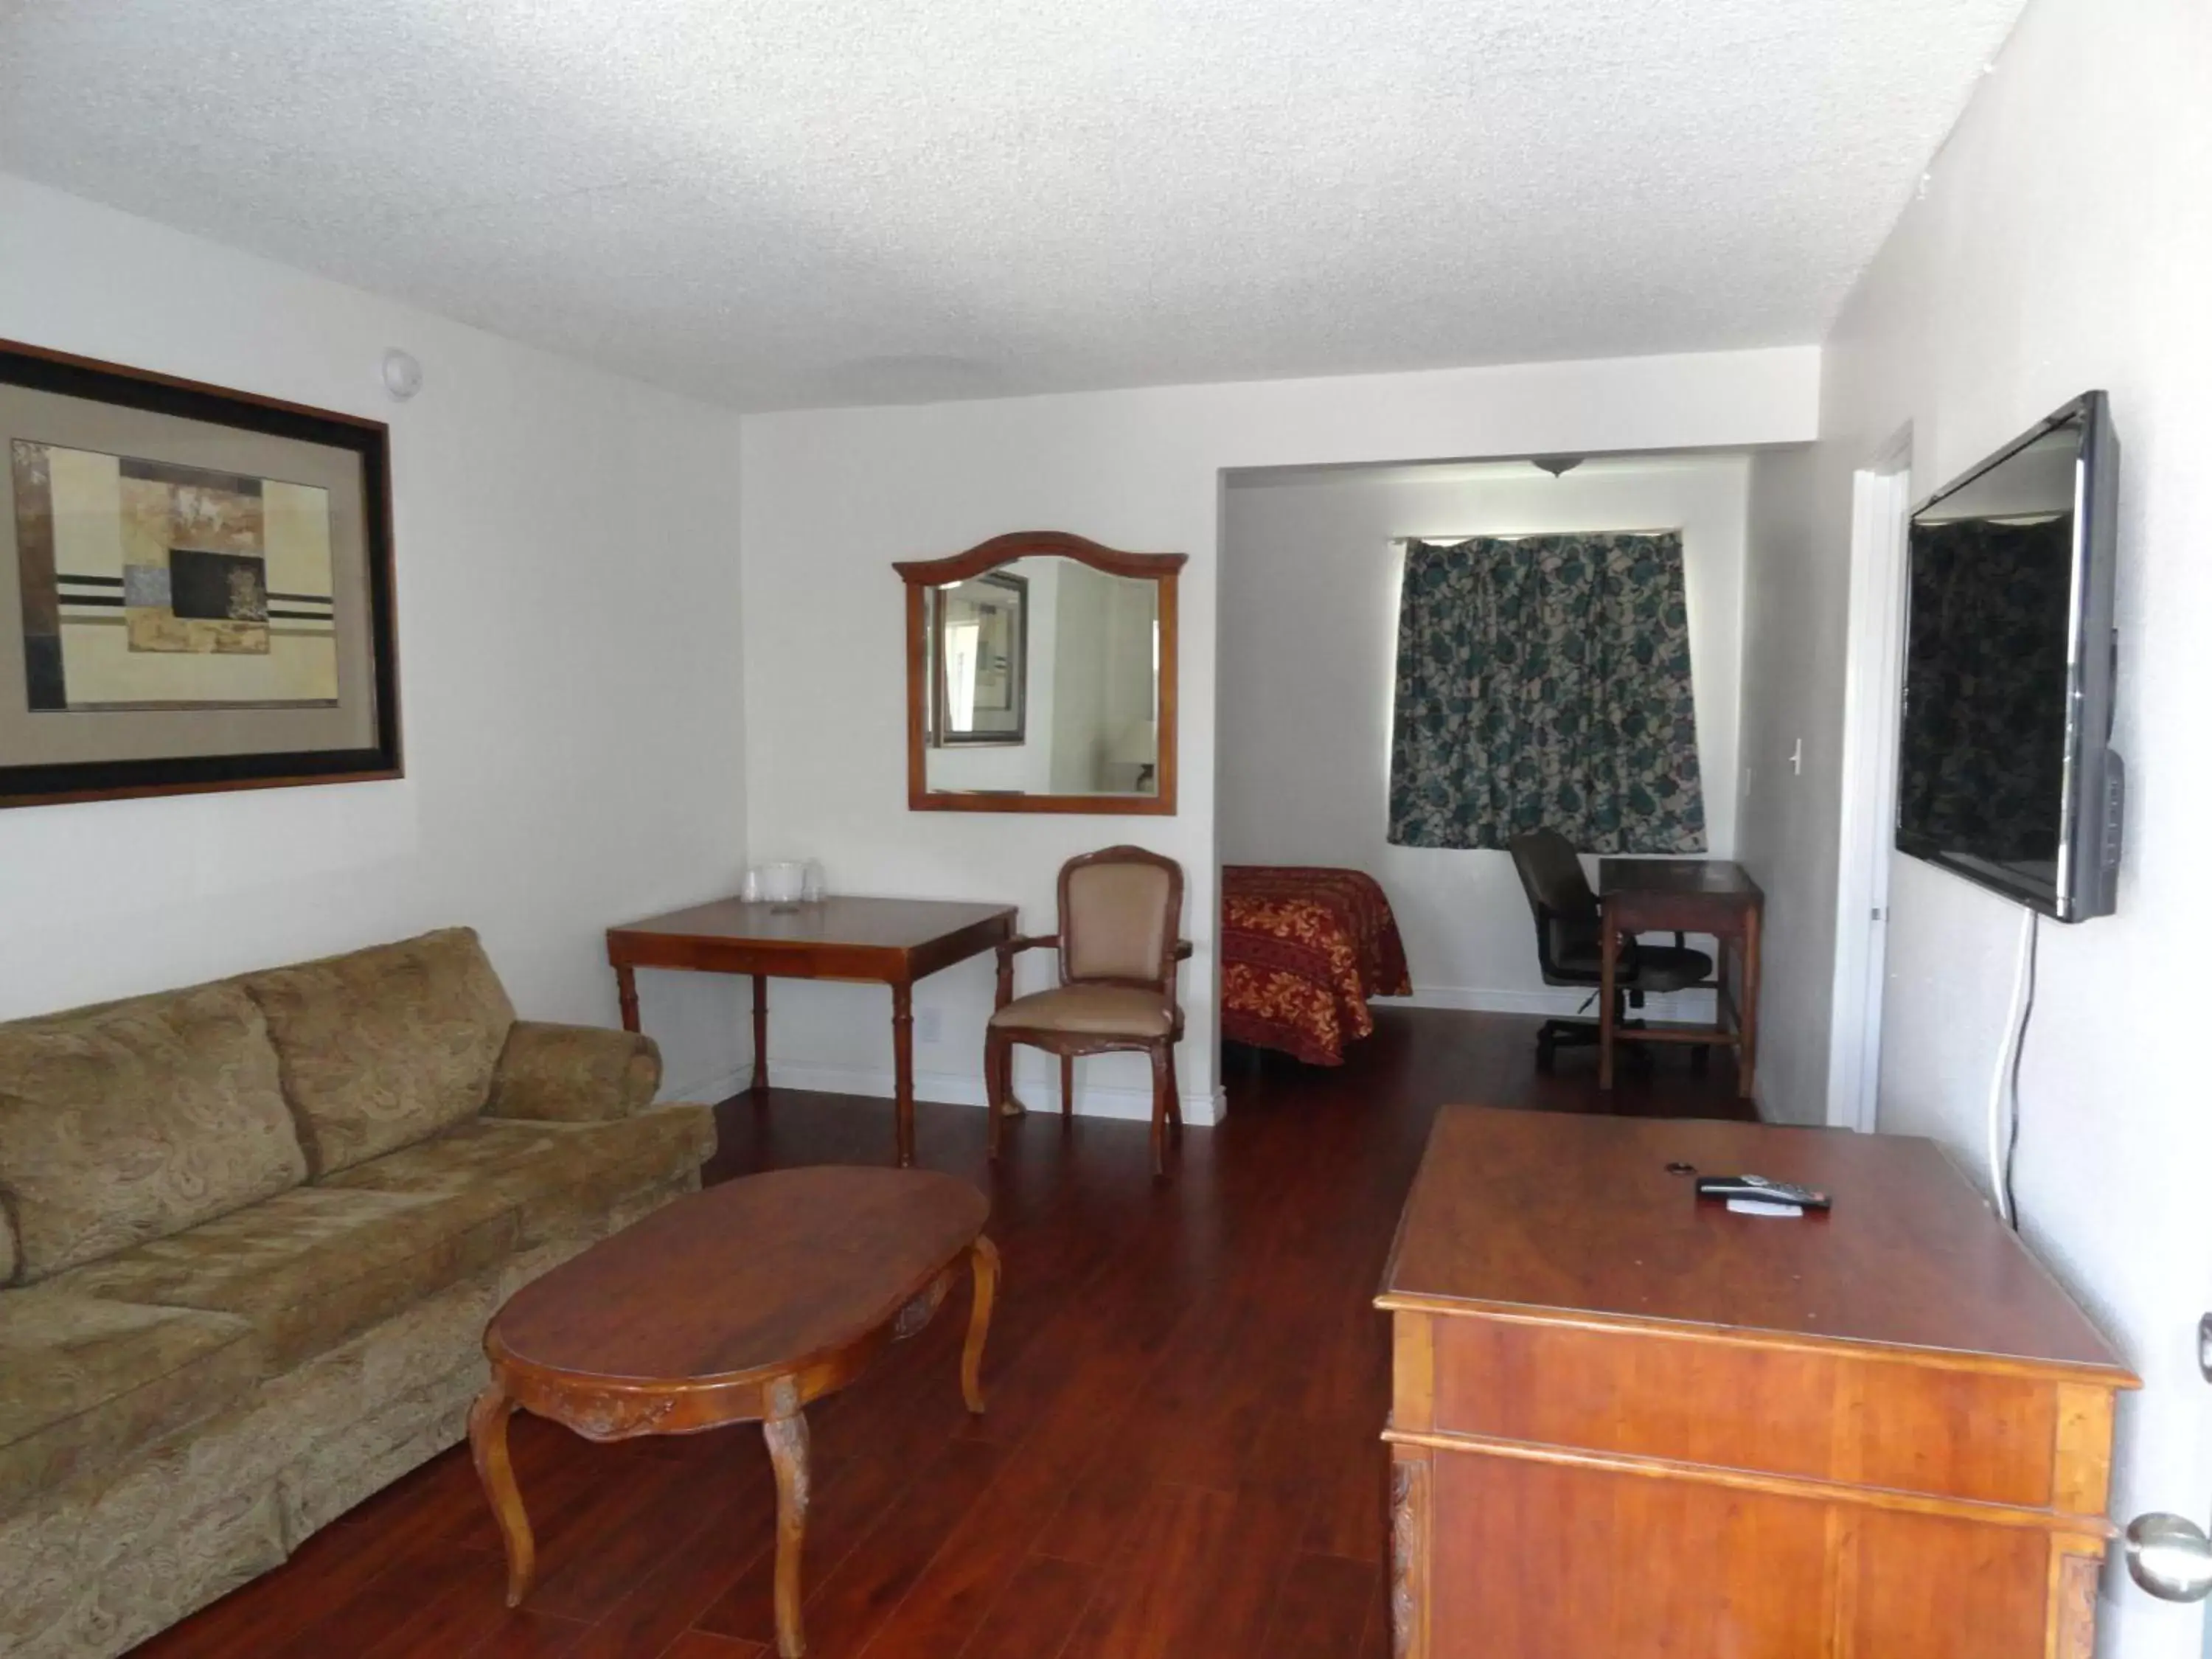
1386,532 -> 1705,852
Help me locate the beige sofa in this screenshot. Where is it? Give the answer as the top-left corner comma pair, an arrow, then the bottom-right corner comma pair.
0,928 -> 718,1659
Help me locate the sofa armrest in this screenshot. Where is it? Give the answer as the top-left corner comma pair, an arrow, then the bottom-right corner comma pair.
484,1020 -> 661,1122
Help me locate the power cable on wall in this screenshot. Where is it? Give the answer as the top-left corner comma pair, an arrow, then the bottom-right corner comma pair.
1985,906 -> 2039,1228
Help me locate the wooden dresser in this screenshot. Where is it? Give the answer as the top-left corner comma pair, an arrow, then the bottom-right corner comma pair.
1377,1107 -> 2136,1658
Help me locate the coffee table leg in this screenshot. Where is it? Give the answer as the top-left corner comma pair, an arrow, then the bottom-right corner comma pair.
962,1234 -> 1000,1415
467,1382 -> 535,1607
762,1395 -> 813,1659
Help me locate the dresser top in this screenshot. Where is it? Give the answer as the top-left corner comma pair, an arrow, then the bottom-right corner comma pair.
1378,1107 -> 2132,1380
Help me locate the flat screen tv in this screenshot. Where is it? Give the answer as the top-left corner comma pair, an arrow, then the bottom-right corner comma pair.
1896,391 -> 2122,922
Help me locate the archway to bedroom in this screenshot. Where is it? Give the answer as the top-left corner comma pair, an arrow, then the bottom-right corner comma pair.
1214,447 -> 1809,1130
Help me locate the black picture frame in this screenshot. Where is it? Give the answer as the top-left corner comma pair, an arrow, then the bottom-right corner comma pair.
931,568 -> 1029,746
0,338 -> 401,808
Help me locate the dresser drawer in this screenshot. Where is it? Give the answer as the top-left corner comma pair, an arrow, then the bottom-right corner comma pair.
1426,1313 -> 2101,1512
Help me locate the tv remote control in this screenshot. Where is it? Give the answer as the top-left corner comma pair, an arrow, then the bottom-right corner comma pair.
1694,1174 -> 1831,1211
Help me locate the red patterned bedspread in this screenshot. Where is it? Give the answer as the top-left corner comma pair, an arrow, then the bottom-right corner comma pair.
1221,866 -> 1412,1065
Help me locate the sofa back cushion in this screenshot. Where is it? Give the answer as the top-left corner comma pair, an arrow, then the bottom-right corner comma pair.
238,928 -> 516,1178
0,983 -> 307,1284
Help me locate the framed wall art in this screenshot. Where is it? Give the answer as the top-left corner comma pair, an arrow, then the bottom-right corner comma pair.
0,338 -> 400,807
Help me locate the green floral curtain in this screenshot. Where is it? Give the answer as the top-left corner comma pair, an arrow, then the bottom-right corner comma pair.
1387,532 -> 1705,852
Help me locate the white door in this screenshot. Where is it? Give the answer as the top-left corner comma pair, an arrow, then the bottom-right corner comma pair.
1825,449 -> 1911,1131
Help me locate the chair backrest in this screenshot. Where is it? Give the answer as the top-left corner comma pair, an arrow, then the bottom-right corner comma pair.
1506,829 -> 1599,975
1058,846 -> 1183,988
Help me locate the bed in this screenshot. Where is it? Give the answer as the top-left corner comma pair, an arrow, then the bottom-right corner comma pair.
1220,865 -> 1413,1065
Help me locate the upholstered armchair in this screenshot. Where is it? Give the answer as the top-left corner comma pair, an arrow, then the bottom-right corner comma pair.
986,846 -> 1193,1175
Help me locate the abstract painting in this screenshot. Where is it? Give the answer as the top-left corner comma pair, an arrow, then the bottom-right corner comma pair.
1,338 -> 398,807
14,444 -> 338,710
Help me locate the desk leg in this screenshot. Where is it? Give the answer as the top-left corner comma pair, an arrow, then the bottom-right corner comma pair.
751,974 -> 770,1096
1599,904 -> 1618,1091
614,964 -> 640,1035
891,981 -> 916,1167
1738,906 -> 1762,1101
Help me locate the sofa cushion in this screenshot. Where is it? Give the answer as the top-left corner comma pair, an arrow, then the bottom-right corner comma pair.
324,1105 -> 717,1247
52,1183 -> 521,1375
0,984 -> 307,1284
237,928 -> 517,1177
0,1287 -> 261,1514
484,1020 -> 662,1124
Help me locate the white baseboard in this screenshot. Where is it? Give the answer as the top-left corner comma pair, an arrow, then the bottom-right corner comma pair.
1398,983 -> 1717,1023
662,1062 -> 752,1105
709,1056 -> 1222,1128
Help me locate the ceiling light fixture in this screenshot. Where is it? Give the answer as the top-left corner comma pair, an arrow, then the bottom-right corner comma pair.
1531,456 -> 1584,478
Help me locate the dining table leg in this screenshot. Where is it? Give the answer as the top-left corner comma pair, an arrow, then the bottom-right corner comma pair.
751,973 -> 770,1095
891,981 -> 916,1167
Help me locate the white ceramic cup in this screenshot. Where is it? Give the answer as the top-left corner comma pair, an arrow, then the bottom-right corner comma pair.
759,860 -> 807,904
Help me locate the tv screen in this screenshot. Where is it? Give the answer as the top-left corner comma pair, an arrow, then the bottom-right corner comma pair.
1896,392 -> 2121,922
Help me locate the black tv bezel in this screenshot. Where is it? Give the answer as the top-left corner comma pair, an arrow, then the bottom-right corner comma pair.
1894,390 -> 2119,923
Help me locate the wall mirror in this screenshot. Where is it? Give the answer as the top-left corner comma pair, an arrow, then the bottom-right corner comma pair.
897,531 -> 1185,814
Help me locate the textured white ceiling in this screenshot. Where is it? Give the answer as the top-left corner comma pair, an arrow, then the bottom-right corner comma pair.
0,0 -> 2023,411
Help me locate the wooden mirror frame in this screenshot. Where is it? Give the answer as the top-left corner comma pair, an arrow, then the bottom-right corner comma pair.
895,531 -> 1186,815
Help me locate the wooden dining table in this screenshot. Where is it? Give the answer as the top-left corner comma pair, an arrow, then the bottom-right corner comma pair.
605,894 -> 1018,1166
1596,858 -> 1763,1098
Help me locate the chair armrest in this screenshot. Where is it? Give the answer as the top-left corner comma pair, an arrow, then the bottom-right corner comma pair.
1173,939 -> 1194,961
995,933 -> 1059,962
484,1020 -> 661,1122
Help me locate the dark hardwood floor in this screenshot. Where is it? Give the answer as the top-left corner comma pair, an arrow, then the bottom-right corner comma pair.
131,1008 -> 1750,1659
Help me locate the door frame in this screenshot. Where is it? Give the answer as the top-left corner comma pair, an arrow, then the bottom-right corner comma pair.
1825,429 -> 1913,1132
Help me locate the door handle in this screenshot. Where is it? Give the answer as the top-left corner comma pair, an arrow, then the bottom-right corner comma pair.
2121,1315 -> 2212,1601
2125,1513 -> 2212,1603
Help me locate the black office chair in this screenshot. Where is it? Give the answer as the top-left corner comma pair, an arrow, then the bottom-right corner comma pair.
1507,828 -> 1714,1069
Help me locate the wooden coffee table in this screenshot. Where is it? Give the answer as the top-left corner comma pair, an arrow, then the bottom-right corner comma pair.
467,1166 -> 998,1659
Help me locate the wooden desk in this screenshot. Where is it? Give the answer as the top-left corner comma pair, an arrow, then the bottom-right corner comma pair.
1599,856 -> 1762,1097
1377,1107 -> 2137,1659
606,895 -> 1018,1166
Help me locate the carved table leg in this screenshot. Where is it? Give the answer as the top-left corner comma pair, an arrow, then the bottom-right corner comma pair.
467,1382 -> 535,1608
1390,1449 -> 1430,1659
763,1385 -> 812,1659
613,963 -> 640,1034
962,1234 -> 1000,1414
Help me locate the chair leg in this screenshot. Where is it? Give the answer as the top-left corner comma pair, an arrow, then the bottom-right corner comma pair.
985,1032 -> 1008,1160
1165,1041 -> 1182,1135
1060,1053 -> 1075,1119
1148,1043 -> 1171,1177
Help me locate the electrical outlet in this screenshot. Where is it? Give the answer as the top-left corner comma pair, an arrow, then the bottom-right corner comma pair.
917,1006 -> 943,1045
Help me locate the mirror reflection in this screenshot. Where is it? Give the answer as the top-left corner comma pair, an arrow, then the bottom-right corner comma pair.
926,555 -> 1160,797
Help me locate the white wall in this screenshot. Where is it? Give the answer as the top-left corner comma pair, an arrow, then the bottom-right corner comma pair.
0,175 -> 751,1102
1773,2 -> 2212,1652
1736,445 -> 1837,1124
1218,454 -> 1755,1023
738,347 -> 1818,1119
